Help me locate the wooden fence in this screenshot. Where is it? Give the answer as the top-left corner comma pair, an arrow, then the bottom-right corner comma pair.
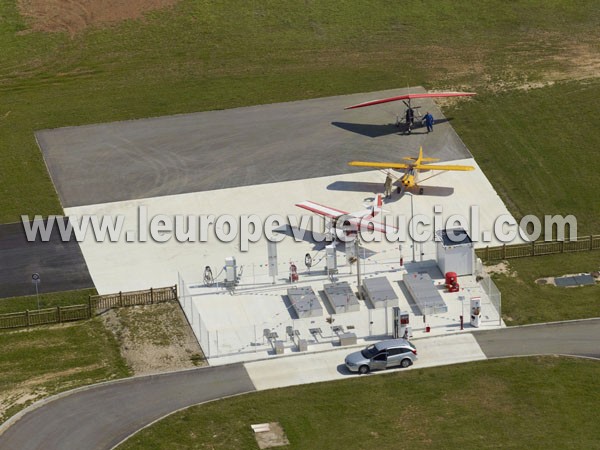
0,285 -> 177,331
476,235 -> 600,262
89,285 -> 177,311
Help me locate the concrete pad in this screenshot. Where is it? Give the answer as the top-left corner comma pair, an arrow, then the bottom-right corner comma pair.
245,349 -> 351,390
244,333 -> 487,391
181,262 -> 501,361
414,333 -> 488,368
65,157 -> 524,295
37,87 -> 472,207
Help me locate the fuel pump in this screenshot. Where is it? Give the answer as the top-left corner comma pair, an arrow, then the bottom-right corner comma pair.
393,308 -> 411,339
400,311 -> 411,339
470,297 -> 481,328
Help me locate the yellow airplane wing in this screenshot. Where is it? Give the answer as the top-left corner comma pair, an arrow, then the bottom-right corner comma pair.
403,156 -> 439,162
414,163 -> 475,172
349,161 -> 411,170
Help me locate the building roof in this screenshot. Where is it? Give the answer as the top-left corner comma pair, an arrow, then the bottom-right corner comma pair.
436,228 -> 473,247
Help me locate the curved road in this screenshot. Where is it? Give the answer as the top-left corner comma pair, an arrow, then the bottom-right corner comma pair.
1,320 -> 598,450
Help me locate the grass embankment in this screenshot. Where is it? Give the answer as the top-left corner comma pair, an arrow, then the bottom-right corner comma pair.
120,356 -> 600,450
0,319 -> 130,422
0,288 -> 96,315
1,0 -> 599,222
490,252 -> 600,326
102,303 -> 205,375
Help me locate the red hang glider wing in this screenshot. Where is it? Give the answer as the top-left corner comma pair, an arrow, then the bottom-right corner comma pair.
345,92 -> 476,110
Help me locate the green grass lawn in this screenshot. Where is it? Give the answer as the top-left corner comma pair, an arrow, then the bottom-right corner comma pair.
1,0 -> 599,223
0,0 -> 598,430
0,318 -> 130,421
490,252 -> 600,325
0,288 -> 96,315
447,80 -> 600,235
119,356 -> 600,450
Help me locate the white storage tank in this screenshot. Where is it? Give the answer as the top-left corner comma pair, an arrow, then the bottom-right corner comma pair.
435,228 -> 475,276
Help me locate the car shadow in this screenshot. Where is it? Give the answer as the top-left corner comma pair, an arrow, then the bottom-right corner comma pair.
336,363 -> 357,376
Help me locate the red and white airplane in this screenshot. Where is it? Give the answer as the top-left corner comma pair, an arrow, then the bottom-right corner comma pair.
295,194 -> 396,239
345,91 -> 477,110
345,91 -> 476,133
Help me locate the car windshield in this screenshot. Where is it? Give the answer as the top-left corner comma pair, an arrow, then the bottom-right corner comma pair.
361,344 -> 379,359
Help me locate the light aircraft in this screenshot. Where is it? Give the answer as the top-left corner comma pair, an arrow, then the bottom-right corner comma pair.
295,194 -> 396,239
345,91 -> 476,133
348,147 -> 474,195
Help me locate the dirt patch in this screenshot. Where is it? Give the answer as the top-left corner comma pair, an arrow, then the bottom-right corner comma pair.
550,41 -> 600,82
253,422 -> 290,449
0,388 -> 47,421
536,276 -> 556,286
483,261 -> 516,277
101,302 -> 205,376
18,0 -> 180,35
0,363 -> 101,421
426,37 -> 600,94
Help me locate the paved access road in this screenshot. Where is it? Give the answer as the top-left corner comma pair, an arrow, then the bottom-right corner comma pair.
473,319 -> 600,359
0,320 -> 597,450
0,220 -> 93,298
0,365 -> 256,450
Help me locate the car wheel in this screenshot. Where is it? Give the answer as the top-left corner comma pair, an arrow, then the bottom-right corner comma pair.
400,358 -> 412,368
358,365 -> 370,375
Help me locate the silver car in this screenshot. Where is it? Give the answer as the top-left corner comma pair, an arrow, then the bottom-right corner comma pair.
344,338 -> 417,374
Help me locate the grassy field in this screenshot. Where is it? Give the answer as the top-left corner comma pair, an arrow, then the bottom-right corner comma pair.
490,252 -> 600,325
1,0 -> 599,224
448,80 -> 600,235
119,356 -> 600,449
0,319 -> 130,422
0,288 -> 96,315
0,0 -> 598,442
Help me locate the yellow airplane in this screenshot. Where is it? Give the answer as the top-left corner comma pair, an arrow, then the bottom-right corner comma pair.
348,147 -> 474,194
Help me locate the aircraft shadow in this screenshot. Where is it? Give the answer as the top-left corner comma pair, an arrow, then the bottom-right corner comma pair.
400,118 -> 454,135
327,180 -> 384,194
331,122 -> 401,138
332,118 -> 453,138
327,181 -> 453,198
393,185 -> 455,199
273,225 -> 329,250
273,225 -> 379,258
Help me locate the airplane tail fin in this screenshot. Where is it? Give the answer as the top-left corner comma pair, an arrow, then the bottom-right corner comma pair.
416,146 -> 439,163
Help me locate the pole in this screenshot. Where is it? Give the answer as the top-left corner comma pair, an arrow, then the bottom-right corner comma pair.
355,237 -> 361,297
408,193 -> 416,262
32,273 -> 41,310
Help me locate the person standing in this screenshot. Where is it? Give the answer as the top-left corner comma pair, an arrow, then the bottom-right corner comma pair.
424,112 -> 434,132
384,173 -> 393,199
405,107 -> 415,134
